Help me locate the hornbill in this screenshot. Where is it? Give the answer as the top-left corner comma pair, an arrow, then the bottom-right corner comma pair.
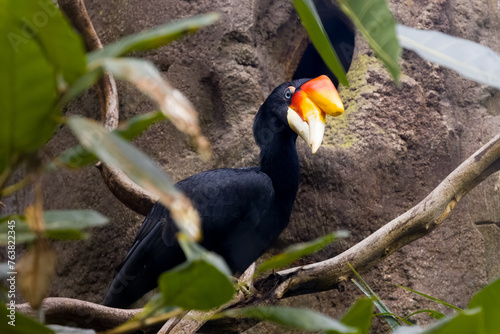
103,75 -> 344,308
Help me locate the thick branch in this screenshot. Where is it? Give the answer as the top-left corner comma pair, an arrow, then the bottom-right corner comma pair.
96,163 -> 156,216
261,134 -> 500,299
16,297 -> 140,331
59,0 -> 156,214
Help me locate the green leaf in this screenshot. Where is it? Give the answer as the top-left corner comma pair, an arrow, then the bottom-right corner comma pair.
341,298 -> 373,334
0,0 -> 57,169
224,306 -> 357,333
391,326 -> 425,334
158,235 -> 234,310
88,13 -> 219,63
114,111 -> 166,140
404,309 -> 446,321
468,276 -> 500,334
0,210 -> 108,244
67,117 -> 202,241
54,111 -> 166,169
0,216 -> 36,244
43,210 -> 109,230
292,0 -> 348,86
256,231 -> 349,277
53,144 -> 97,170
349,264 -> 401,330
158,257 -> 235,310
337,0 -> 401,81
397,25 -> 500,90
28,0 -> 86,84
47,325 -> 96,334
422,308 -> 484,334
0,262 -> 10,279
396,285 -> 462,312
177,235 -> 232,277
0,303 -> 54,334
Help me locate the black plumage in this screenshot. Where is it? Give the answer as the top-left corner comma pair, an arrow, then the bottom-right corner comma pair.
103,78 -> 316,308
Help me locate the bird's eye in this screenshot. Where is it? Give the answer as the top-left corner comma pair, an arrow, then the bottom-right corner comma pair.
284,86 -> 295,100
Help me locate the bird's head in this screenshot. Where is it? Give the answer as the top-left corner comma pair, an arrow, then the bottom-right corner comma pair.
256,75 -> 344,153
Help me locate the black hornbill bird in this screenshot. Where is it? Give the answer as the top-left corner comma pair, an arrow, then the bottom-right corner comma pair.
103,75 -> 344,308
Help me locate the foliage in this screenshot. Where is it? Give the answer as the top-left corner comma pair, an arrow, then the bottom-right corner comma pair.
0,0 -> 85,175
255,230 -> 349,277
294,0 -> 401,84
0,0 -> 218,331
292,0 -> 349,86
396,25 -> 500,90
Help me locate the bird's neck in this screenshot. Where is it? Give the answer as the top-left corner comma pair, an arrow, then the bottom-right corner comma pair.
255,114 -> 300,214
259,134 -> 300,197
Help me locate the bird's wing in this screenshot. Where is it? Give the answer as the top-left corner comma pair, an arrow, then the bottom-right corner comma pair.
104,167 -> 275,308
176,167 -> 275,236
115,202 -> 168,272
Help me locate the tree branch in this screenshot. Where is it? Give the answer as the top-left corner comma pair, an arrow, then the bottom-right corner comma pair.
15,132 -> 500,333
16,297 -> 140,331
58,0 -> 156,215
262,133 -> 500,299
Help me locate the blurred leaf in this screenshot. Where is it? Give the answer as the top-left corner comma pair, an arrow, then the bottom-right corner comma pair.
0,262 -> 10,279
256,231 -> 349,277
224,306 -> 357,333
88,13 -> 218,63
397,24 -> 500,90
67,117 -> 201,241
157,234 -> 234,310
115,110 -> 166,140
54,111 -> 166,169
53,144 -> 97,169
292,0 -> 348,86
0,304 -> 54,334
349,264 -> 401,330
468,276 -> 500,334
391,326 -> 425,334
43,210 -> 109,230
0,215 -> 35,244
133,293 -> 177,321
158,247 -> 235,310
17,239 -> 57,309
0,0 -> 57,170
99,57 -> 211,159
178,234 -> 232,277
396,285 -> 462,312
337,0 -> 401,81
374,312 -> 413,326
422,308 -> 484,334
30,0 -> 86,84
341,298 -> 373,334
404,309 -> 446,321
47,325 -> 96,334
0,210 -> 109,244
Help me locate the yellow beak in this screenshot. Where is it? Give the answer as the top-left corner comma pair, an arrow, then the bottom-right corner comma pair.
287,75 -> 344,153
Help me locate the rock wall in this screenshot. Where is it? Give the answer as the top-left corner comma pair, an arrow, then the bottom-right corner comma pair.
4,0 -> 500,332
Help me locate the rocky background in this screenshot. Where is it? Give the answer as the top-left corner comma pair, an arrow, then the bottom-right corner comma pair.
4,0 -> 500,332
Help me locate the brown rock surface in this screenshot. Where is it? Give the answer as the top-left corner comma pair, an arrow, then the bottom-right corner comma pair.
3,0 -> 500,332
